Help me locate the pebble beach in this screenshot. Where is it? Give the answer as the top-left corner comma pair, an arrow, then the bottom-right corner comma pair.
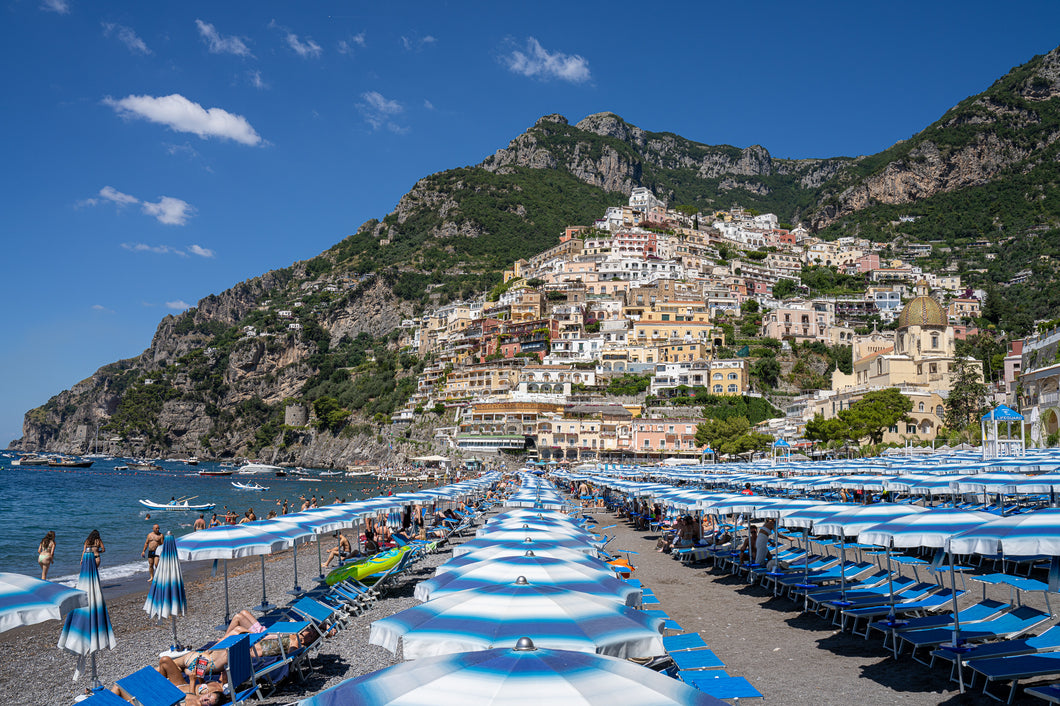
4,504 -> 1046,705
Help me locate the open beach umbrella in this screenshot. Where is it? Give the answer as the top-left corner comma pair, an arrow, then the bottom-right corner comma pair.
262,517 -> 318,596
143,532 -> 186,650
297,639 -> 724,706
452,536 -> 597,559
433,548 -> 613,578
416,554 -> 641,606
0,572 -> 85,634
176,523 -> 293,627
370,577 -> 664,660
57,551 -> 116,687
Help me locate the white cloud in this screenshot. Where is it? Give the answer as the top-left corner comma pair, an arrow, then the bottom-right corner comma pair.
91,304 -> 114,313
122,242 -> 186,256
502,37 -> 591,84
104,93 -> 262,146
188,244 -> 215,258
248,70 -> 268,89
89,186 -> 196,226
41,0 -> 69,14
166,300 -> 190,311
102,22 -> 151,54
401,34 -> 437,52
142,196 -> 195,225
337,32 -> 366,54
195,19 -> 252,57
286,32 -> 322,58
357,91 -> 406,133
424,99 -> 435,111
99,185 -> 139,206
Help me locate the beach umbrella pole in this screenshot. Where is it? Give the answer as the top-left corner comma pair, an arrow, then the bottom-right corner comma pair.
170,616 -> 179,650
317,536 -> 325,580
91,653 -> 100,690
254,556 -> 272,612
215,560 -> 232,631
288,542 -> 303,596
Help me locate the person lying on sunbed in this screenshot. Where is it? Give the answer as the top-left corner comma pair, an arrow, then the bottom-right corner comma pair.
107,659 -> 228,706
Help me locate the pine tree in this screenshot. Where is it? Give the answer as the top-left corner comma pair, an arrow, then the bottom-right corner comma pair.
945,356 -> 986,430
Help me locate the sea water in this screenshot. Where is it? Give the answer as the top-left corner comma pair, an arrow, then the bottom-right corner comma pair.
0,455 -> 424,584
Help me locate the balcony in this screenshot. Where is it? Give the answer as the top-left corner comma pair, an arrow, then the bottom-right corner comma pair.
1041,390 -> 1060,407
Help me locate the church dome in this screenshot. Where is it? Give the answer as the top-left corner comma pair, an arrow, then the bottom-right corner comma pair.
898,295 -> 946,328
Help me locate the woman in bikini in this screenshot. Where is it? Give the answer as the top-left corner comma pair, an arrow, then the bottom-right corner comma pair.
37,531 -> 55,580
108,656 -> 227,706
83,529 -> 105,568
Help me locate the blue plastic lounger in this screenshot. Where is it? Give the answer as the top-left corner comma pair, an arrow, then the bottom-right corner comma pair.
820,582 -> 938,623
664,633 -> 708,652
804,577 -> 919,615
896,606 -> 1051,664
930,624 -> 1060,683
788,569 -> 894,599
669,648 -> 726,671
968,652 -> 1060,703
643,609 -> 683,632
777,560 -> 875,589
114,666 -> 185,706
286,596 -> 346,634
78,691 -> 130,706
868,599 -> 1009,642
841,588 -> 965,636
1025,683 -> 1060,703
680,670 -> 764,702
210,634 -> 262,703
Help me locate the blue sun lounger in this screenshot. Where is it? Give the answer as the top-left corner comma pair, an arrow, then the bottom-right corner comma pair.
664,633 -> 708,652
841,588 -> 965,636
1025,683 -> 1060,703
115,666 -> 186,706
895,606 -> 1051,663
679,670 -> 763,702
967,651 -> 1060,703
930,624 -> 1060,683
669,647 -> 725,671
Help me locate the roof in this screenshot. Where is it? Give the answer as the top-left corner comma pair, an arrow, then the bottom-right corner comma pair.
898,295 -> 946,328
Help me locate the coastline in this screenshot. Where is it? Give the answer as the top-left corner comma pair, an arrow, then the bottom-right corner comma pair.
6,505 -> 1041,705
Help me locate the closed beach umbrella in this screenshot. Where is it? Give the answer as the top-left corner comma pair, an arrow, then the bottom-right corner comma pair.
370,577 -> 664,660
297,639 -> 725,706
0,572 -> 85,634
417,554 -> 640,606
176,523 -> 293,626
143,532 -> 186,650
57,551 -> 116,687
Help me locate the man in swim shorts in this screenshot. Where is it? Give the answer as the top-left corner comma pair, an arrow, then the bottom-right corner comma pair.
142,524 -> 163,581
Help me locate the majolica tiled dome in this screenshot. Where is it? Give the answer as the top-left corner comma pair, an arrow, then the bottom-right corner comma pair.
898,295 -> 946,328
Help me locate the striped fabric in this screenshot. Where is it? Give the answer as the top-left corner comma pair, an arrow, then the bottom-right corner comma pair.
143,533 -> 186,620
0,572 -> 85,634
297,643 -> 725,706
452,537 -> 597,559
175,522 -> 294,561
949,507 -> 1060,556
58,551 -> 116,679
812,504 -> 930,538
858,509 -> 997,549
369,580 -> 664,660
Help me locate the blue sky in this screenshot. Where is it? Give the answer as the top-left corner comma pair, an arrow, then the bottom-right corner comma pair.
3,0 -> 1059,446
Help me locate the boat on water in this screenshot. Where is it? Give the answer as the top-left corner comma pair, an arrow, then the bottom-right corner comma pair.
139,499 -> 216,511
48,457 -> 94,468
12,454 -> 53,466
127,460 -> 163,471
345,470 -> 375,477
287,468 -> 308,477
237,463 -> 283,475
198,468 -> 234,476
319,470 -> 343,477
232,481 -> 269,491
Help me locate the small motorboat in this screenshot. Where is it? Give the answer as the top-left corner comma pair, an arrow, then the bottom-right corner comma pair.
238,463 -> 283,475
128,460 -> 163,471
12,454 -> 53,466
198,468 -> 234,476
232,481 -> 269,491
319,470 -> 342,477
139,498 -> 215,511
48,457 -> 94,468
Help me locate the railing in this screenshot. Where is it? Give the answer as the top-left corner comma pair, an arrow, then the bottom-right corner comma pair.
1041,390 -> 1060,406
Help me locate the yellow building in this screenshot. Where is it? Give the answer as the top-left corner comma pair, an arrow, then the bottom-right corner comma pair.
826,287 -> 984,442
630,300 -> 714,345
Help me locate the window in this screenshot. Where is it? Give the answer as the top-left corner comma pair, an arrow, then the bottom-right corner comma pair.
643,439 -> 650,448
906,424 -> 917,434
936,405 -> 945,417
931,334 -> 940,348
713,385 -> 723,393
713,372 -> 723,380
728,372 -> 739,379
918,402 -> 925,412
728,384 -> 737,392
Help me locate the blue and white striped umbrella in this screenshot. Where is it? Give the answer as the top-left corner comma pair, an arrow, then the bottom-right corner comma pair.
57,551 -> 115,685
948,507 -> 1060,556
453,537 -> 597,559
433,549 -> 613,579
297,639 -> 725,706
0,572 -> 85,634
858,509 -> 997,550
416,554 -> 640,606
143,532 -> 186,649
370,578 -> 664,660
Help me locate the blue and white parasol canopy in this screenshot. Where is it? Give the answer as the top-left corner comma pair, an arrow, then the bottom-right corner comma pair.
370,578 -> 664,660
452,536 -> 597,559
0,572 -> 84,634
57,551 -> 116,683
143,532 -> 187,648
948,507 -> 1060,557
297,639 -> 725,706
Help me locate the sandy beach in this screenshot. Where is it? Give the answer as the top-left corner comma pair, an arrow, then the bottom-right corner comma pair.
5,505 -> 1053,705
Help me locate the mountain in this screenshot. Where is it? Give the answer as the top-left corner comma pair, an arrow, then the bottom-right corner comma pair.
13,44 -> 1060,458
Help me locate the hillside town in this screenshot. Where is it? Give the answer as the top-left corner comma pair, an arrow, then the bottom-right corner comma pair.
308,187 -> 1052,463
235,188 -> 1060,465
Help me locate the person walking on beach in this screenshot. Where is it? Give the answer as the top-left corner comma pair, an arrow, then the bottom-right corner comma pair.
83,529 -> 105,567
142,524 -> 163,581
194,515 -> 206,531
37,531 -> 56,580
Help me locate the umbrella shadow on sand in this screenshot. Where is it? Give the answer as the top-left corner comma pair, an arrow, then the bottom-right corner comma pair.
857,658 -> 968,700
